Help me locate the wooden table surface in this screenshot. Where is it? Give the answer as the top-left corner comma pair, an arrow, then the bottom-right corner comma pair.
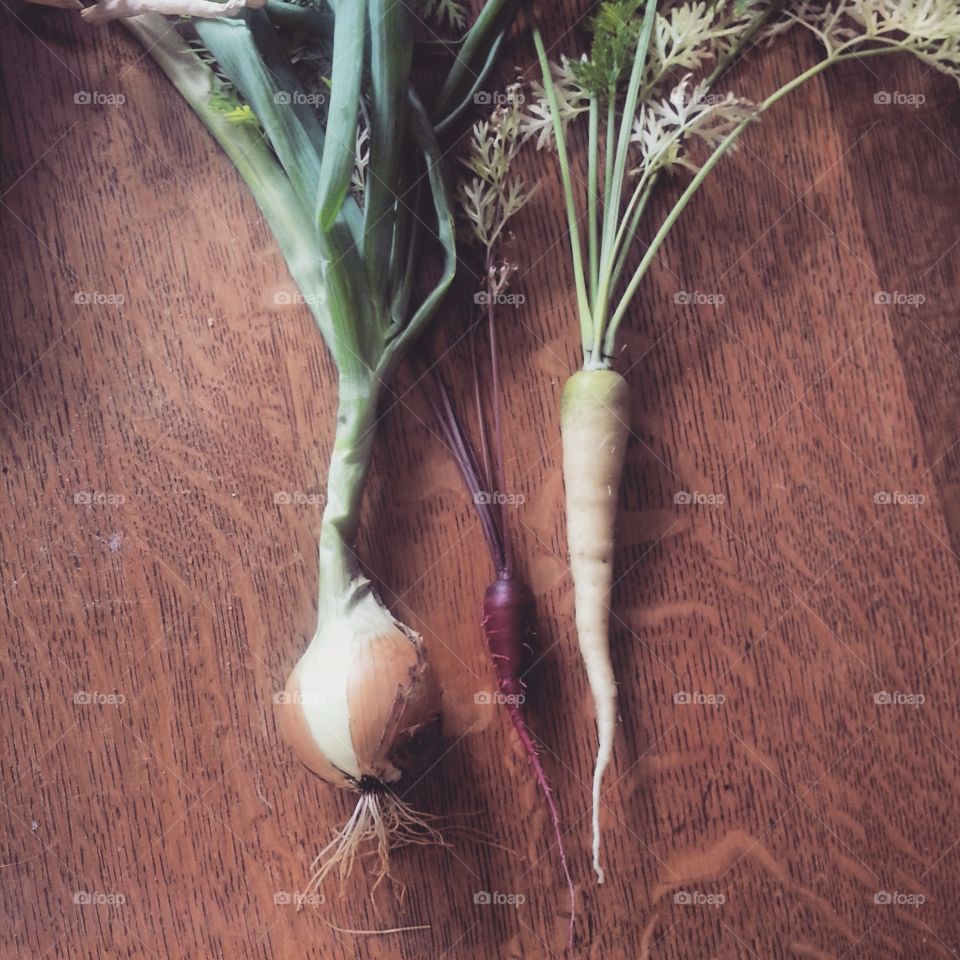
3,4 -> 960,958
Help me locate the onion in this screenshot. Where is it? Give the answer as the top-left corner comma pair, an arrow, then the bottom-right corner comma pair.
276,583 -> 444,890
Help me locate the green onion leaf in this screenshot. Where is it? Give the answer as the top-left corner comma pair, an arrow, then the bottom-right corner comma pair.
195,15 -> 324,206
432,0 -> 521,133
379,89 -> 455,377
316,1 -> 366,231
363,0 -> 412,314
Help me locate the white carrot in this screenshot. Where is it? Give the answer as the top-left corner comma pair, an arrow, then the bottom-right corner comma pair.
561,368 -> 630,883
524,0 -> 960,883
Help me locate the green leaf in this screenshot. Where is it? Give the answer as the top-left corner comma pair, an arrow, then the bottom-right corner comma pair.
432,0 -> 522,132
263,0 -> 334,35
195,16 -> 324,206
315,213 -> 378,377
196,14 -> 369,363
316,1 -> 366,231
363,0 -> 413,314
208,93 -> 261,128
571,0 -> 646,100
379,89 -> 456,376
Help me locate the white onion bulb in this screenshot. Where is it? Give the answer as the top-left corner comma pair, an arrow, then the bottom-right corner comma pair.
276,583 -> 444,891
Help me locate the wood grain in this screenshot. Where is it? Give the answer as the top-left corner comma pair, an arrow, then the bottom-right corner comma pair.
2,4 -> 960,958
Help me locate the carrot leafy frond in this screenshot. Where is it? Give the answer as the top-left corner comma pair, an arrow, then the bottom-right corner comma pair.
458,85 -> 537,260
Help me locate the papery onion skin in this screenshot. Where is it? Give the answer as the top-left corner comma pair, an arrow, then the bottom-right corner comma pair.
276,593 -> 441,791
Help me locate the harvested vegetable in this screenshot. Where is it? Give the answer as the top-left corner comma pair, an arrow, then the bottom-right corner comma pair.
418,88 -> 577,946
39,0 -> 521,891
525,0 -> 960,883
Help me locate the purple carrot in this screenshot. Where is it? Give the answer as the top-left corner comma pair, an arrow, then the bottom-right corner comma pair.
414,315 -> 576,947
482,575 -> 575,947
